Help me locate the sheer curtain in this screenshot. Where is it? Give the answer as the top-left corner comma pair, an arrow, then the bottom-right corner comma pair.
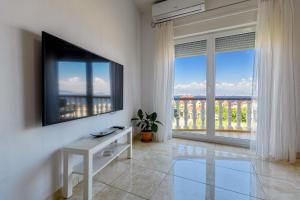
153,21 -> 175,142
252,0 -> 297,162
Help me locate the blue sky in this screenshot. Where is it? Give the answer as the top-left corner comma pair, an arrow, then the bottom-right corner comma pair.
58,61 -> 87,95
58,61 -> 111,95
216,50 -> 254,83
174,49 -> 255,96
58,61 -> 86,81
92,62 -> 110,81
92,62 -> 111,95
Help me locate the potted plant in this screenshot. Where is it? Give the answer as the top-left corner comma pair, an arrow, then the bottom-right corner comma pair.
131,109 -> 163,142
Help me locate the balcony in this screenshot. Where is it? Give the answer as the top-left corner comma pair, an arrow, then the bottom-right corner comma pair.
59,95 -> 111,119
172,96 -> 253,140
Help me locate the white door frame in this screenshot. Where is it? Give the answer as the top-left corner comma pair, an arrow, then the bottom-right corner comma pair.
173,26 -> 256,148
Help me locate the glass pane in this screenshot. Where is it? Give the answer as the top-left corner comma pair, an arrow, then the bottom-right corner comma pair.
173,52 -> 207,135
215,49 -> 255,140
58,61 -> 87,119
92,62 -> 112,115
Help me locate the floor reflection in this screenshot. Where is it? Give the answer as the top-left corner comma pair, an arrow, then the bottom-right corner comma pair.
67,138 -> 300,200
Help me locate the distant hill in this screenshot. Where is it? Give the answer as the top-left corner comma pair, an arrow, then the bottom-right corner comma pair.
59,90 -> 83,95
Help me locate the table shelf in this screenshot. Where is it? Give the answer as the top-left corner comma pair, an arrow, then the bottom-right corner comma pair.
72,143 -> 130,176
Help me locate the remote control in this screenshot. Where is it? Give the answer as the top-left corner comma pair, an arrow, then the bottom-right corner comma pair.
90,129 -> 116,138
112,126 -> 125,130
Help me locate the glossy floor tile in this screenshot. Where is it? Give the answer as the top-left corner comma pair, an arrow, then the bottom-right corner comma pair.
62,180 -> 106,200
68,138 -> 300,200
258,175 -> 300,200
252,159 -> 300,188
93,160 -> 130,184
169,159 -> 264,199
110,163 -> 166,199
151,175 -> 258,200
130,149 -> 174,173
185,150 -> 256,173
93,184 -> 144,200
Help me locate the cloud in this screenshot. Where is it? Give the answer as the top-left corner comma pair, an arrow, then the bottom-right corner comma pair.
59,76 -> 110,95
174,81 -> 206,96
68,77 -> 81,83
93,77 -> 110,95
175,81 -> 206,90
59,76 -> 86,95
174,77 -> 253,96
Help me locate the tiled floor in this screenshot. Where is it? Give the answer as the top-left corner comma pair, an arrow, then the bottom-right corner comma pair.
66,138 -> 300,200
173,130 -> 251,139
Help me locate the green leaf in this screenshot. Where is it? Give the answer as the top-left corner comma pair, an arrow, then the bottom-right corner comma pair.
151,124 -> 158,132
145,120 -> 149,126
131,117 -> 139,121
150,112 -> 157,121
145,112 -> 150,119
137,109 -> 143,120
136,122 -> 141,127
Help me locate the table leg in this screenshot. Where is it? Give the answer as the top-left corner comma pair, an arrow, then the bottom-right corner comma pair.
127,130 -> 132,159
63,151 -> 72,198
83,153 -> 93,200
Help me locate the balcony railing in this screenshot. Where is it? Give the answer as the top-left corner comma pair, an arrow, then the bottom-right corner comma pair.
172,96 -> 253,134
59,95 -> 111,119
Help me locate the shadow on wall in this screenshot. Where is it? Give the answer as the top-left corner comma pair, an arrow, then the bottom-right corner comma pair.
20,29 -> 42,129
13,149 -> 63,200
12,30 -> 62,199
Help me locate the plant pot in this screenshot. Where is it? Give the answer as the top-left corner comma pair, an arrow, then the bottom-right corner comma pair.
141,131 -> 153,142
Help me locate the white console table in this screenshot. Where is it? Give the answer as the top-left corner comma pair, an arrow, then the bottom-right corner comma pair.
62,127 -> 132,200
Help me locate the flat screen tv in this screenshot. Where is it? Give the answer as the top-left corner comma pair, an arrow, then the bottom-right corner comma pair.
42,32 -> 123,126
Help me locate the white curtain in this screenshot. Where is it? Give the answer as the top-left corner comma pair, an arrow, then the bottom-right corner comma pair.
252,0 -> 297,162
153,21 -> 175,142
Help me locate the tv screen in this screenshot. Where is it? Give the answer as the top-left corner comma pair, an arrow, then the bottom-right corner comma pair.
42,32 -> 123,126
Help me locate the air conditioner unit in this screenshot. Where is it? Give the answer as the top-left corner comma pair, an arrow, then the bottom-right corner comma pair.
152,0 -> 205,23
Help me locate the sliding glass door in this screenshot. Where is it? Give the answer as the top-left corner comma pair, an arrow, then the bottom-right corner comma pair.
215,32 -> 256,141
173,39 -> 208,135
173,28 -> 256,147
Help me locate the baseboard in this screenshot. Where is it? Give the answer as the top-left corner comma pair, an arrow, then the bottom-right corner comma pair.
47,174 -> 83,200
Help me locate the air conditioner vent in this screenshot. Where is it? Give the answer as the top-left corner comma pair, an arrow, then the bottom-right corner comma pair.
152,0 -> 205,23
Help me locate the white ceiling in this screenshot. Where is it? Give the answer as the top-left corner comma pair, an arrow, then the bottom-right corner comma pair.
133,0 -> 158,12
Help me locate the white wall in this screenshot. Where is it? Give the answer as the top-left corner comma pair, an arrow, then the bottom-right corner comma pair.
0,0 -> 141,199
141,11 -> 155,113
174,0 -> 257,38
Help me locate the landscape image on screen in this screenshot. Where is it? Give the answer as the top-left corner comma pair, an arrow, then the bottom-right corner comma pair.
42,32 -> 123,126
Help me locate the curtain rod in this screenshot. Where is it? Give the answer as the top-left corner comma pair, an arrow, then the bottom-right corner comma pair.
151,0 -> 253,28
